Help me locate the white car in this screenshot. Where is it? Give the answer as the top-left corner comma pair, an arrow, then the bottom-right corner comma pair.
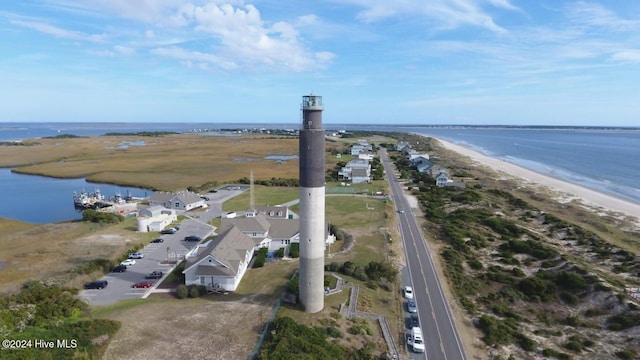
404,286 -> 414,299
128,252 -> 144,259
120,259 -> 136,266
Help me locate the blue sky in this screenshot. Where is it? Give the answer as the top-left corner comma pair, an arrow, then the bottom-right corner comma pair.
1,1 -> 640,125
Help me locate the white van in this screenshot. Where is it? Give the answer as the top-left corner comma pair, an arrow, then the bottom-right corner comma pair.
408,326 -> 425,353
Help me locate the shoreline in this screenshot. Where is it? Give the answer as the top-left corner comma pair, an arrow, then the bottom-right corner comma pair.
432,137 -> 640,224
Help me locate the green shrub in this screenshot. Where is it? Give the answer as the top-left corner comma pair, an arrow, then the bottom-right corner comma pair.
584,308 -> 607,317
326,326 -> 341,338
277,248 -> 285,257
176,284 -> 188,299
81,209 -> 124,223
477,315 -> 517,346
189,286 -> 200,298
254,247 -> 268,268
541,348 -> 572,360
607,312 -> 640,330
615,349 -> 638,360
289,243 -> 299,258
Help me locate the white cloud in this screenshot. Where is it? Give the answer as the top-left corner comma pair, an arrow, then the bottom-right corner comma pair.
114,45 -> 135,55
88,49 -> 115,57
9,19 -> 106,42
611,50 -> 640,63
151,46 -> 238,70
43,1 -> 334,72
566,2 -> 640,31
335,0 -> 517,33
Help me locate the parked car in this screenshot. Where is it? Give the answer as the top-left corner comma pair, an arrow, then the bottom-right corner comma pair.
184,235 -> 202,242
84,280 -> 108,290
409,314 -> 420,328
408,327 -> 425,353
145,271 -> 163,279
151,238 -> 164,243
160,227 -> 177,234
128,252 -> 144,259
403,286 -> 414,299
110,265 -> 127,273
407,299 -> 417,313
132,281 -> 154,289
120,259 -> 136,266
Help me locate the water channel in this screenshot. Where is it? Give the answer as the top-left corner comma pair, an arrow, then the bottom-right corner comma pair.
0,168 -> 151,224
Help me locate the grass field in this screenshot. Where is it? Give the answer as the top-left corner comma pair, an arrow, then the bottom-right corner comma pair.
0,217 -> 152,295
221,185 -> 299,213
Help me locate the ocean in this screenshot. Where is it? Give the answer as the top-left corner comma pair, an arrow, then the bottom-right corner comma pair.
1,122 -> 639,223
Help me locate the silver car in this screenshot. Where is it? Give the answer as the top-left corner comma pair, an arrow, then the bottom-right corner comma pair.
407,299 -> 417,313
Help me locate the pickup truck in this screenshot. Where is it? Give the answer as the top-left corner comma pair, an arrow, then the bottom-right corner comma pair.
145,271 -> 163,279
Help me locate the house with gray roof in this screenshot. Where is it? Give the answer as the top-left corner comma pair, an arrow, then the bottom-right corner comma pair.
351,168 -> 371,183
395,142 -> 411,152
149,190 -> 205,211
136,205 -> 177,232
182,225 -> 255,291
338,158 -> 371,183
266,218 -> 300,252
222,213 -> 272,249
221,206 -> 333,255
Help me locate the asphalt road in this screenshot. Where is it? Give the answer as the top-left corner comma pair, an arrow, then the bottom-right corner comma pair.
80,186 -> 247,306
380,149 -> 467,360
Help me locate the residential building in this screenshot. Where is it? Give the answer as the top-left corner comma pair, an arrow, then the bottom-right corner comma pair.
148,190 -> 205,211
182,225 -> 255,291
136,205 -> 177,232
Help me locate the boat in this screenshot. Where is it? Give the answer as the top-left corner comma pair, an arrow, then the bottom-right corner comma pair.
73,189 -> 106,209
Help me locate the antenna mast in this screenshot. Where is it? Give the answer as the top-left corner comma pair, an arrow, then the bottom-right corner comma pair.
250,169 -> 255,209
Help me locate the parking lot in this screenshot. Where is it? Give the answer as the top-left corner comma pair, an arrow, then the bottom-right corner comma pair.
80,185 -> 247,306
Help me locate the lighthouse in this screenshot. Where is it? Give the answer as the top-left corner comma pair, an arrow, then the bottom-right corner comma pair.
298,94 -> 325,313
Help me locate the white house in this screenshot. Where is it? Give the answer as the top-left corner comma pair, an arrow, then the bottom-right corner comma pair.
148,190 -> 205,211
182,225 -> 255,291
409,154 -> 430,163
136,205 -> 177,232
222,213 -> 272,249
338,158 -> 371,182
350,141 -> 372,155
266,219 -> 300,253
351,168 -> 371,183
395,142 -> 411,152
358,150 -> 375,161
436,172 -> 450,187
222,208 -> 334,255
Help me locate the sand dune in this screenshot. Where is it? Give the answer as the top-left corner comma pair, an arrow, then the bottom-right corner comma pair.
433,137 -> 640,225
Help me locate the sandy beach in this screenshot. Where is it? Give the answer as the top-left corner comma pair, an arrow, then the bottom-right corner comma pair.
433,137 -> 640,224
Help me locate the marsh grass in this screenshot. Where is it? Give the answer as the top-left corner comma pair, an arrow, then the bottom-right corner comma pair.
2,134 -> 302,190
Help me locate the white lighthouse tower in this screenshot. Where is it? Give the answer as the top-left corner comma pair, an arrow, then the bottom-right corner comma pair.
298,94 -> 325,313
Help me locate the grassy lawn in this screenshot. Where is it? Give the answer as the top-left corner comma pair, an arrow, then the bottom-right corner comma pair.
234,260 -> 299,301
222,185 -> 299,213
325,196 -> 387,229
